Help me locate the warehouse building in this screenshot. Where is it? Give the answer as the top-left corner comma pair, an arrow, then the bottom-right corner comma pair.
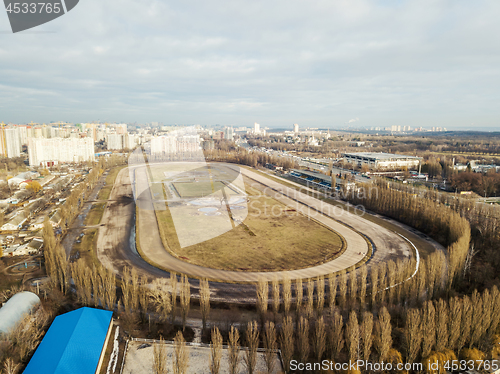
343,152 -> 421,170
24,307 -> 113,374
288,169 -> 355,191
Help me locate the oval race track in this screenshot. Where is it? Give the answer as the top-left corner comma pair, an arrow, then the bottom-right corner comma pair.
96,163 -> 417,296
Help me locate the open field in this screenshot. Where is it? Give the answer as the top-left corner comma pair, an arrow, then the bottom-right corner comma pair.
84,203 -> 106,226
70,228 -> 99,266
155,180 -> 345,272
173,181 -> 227,198
122,340 -> 282,374
97,166 -> 126,200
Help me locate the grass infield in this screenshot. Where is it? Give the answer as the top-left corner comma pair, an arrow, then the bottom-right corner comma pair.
152,179 -> 345,272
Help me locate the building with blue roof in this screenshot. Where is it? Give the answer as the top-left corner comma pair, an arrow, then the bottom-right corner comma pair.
24,307 -> 113,374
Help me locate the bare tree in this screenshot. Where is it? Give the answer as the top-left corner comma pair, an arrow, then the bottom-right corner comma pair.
257,278 -> 269,323
360,311 -> 373,361
338,270 -> 347,309
150,279 -> 172,323
435,299 -> 449,352
2,358 -> 19,374
457,295 -> 472,353
404,308 -> 422,364
153,337 -> 168,374
316,276 -> 325,315
138,276 -> 149,318
170,272 -> 178,322
9,310 -> 50,362
305,279 -> 314,319
329,309 -> 344,360
104,267 -> 117,311
121,266 -> 131,312
228,325 -> 240,374
488,286 -> 500,338
345,310 -> 359,361
370,265 -> 378,306
448,296 -> 462,351
272,276 -> 280,320
200,278 -> 211,331
375,306 -> 392,361
210,327 -> 223,374
387,260 -> 396,305
295,278 -> 303,314
297,316 -> 310,364
314,316 -> 327,362
130,267 -> 139,311
359,266 -> 367,307
179,275 -> 191,331
244,321 -> 260,374
328,273 -> 337,311
282,273 -> 292,316
263,322 -> 277,374
421,301 -> 436,358
280,316 -> 294,374
173,331 -> 189,374
348,267 -> 358,306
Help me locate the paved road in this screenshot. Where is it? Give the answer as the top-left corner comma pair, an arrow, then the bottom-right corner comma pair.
62,171 -> 109,258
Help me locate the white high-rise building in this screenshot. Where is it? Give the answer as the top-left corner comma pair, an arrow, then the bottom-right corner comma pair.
5,128 -> 21,158
224,126 -> 234,141
150,133 -> 201,155
115,124 -> 127,135
106,134 -> 124,150
124,133 -> 137,149
28,137 -> 95,166
293,123 -> 299,133
254,122 -> 260,134
18,126 -> 28,145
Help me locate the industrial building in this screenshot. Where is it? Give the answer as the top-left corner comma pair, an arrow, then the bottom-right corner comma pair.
288,169 -> 355,191
0,291 -> 40,335
28,137 -> 95,166
24,307 -> 113,374
343,152 -> 421,170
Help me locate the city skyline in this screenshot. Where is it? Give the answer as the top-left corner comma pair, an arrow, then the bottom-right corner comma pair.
2,1 -> 500,129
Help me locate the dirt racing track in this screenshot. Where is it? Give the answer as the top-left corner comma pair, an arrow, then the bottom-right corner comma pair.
96,163 -> 427,297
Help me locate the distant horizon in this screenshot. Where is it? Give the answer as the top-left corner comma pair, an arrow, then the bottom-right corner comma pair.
3,1 -> 500,129
2,121 -> 500,133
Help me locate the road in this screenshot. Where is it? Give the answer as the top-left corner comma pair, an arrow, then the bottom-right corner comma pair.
62,171 -> 109,258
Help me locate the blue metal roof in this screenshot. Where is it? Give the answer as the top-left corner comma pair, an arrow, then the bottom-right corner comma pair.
24,307 -> 113,374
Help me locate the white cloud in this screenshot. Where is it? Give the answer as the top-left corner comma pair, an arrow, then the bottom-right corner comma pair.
1,0 -> 500,128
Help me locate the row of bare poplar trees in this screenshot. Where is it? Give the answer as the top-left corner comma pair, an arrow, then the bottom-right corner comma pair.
345,181 -> 471,286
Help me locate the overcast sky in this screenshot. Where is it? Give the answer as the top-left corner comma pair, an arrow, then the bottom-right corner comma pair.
1,0 -> 500,129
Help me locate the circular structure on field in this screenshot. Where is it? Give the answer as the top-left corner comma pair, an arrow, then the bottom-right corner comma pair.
8,261 -> 39,274
198,207 -> 218,213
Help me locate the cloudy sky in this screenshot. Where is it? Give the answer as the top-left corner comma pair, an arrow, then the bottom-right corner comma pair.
1,0 -> 500,129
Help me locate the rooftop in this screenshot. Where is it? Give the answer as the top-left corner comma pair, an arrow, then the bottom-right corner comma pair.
0,291 -> 40,334
343,152 -> 421,160
24,307 -> 113,374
